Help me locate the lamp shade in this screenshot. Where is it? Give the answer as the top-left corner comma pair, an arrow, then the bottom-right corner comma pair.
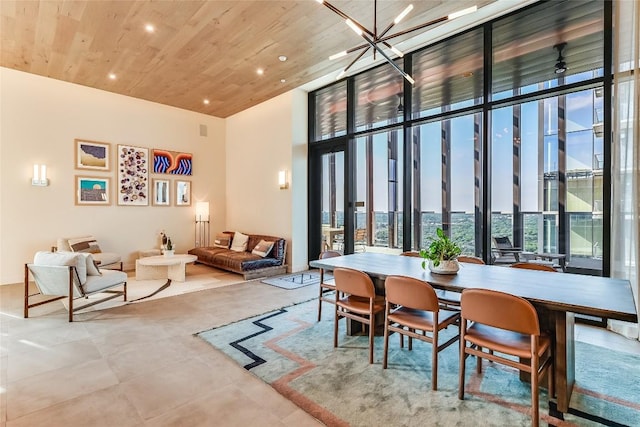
195,201 -> 210,220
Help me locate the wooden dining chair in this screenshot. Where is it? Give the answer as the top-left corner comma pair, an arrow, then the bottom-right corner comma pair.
399,252 -> 461,310
457,255 -> 485,265
383,275 -> 460,390
458,289 -> 553,427
333,267 -> 385,364
317,250 -> 342,321
510,262 -> 557,272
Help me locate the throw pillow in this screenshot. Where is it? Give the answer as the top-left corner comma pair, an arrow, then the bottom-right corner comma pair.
78,253 -> 101,276
252,240 -> 274,258
213,233 -> 232,249
67,236 -> 102,254
230,231 -> 249,252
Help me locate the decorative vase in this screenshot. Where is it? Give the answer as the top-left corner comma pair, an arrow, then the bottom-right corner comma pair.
428,259 -> 459,275
163,249 -> 174,257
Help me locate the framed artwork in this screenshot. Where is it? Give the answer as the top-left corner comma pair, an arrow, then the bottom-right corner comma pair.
75,139 -> 110,171
153,149 -> 193,175
117,145 -> 149,206
75,176 -> 110,205
152,178 -> 171,206
175,180 -> 191,206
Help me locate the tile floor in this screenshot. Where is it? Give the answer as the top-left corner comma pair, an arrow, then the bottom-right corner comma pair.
1,265 -> 638,426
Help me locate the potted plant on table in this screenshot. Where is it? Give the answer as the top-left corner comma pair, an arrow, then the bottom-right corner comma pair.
420,228 -> 462,274
163,238 -> 174,257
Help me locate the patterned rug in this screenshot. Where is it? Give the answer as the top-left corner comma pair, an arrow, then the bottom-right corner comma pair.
261,272 -> 324,290
197,299 -> 640,427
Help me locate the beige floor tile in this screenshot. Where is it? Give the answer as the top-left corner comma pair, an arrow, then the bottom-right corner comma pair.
7,359 -> 120,420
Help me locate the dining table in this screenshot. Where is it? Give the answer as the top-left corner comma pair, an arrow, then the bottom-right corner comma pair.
309,252 -> 638,417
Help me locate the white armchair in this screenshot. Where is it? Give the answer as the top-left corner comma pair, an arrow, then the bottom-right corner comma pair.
24,251 -> 127,322
56,236 -> 122,270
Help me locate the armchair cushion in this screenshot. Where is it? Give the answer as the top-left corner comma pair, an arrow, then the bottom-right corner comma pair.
57,236 -> 121,269
34,251 -> 87,285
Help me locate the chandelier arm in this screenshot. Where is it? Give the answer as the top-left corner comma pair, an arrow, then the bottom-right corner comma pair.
358,32 -> 414,84
377,16 -> 449,43
322,1 -> 376,39
344,47 -> 371,73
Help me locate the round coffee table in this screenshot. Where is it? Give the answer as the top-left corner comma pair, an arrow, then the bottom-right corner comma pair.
135,254 -> 197,282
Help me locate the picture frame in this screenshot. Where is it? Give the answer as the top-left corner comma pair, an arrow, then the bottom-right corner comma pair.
117,144 -> 149,206
152,149 -> 193,175
152,178 -> 171,206
175,180 -> 191,206
75,176 -> 111,205
75,139 -> 111,171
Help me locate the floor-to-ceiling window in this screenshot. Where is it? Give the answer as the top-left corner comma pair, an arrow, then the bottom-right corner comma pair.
308,0 -> 610,276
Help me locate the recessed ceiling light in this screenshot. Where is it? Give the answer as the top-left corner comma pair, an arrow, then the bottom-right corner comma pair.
278,55 -> 287,62
280,79 -> 286,83
257,68 -> 264,75
145,24 -> 155,33
203,99 -> 210,105
108,73 -> 117,80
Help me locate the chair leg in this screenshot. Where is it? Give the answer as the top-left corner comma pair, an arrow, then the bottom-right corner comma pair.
476,346 -> 482,373
318,286 -> 323,322
333,308 -> 339,348
531,358 -> 540,427
23,265 -> 30,319
458,338 -> 466,400
123,281 -> 127,302
408,328 -> 413,351
432,329 -> 438,391
368,315 -> 375,364
383,310 -> 390,369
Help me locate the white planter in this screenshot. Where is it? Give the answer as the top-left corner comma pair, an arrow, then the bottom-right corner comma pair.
428,259 -> 459,275
163,250 -> 175,257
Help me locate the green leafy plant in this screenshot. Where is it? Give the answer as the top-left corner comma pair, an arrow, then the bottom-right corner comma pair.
419,228 -> 461,269
166,238 -> 173,251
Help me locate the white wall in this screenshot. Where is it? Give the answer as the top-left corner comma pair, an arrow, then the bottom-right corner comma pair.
225,90 -> 308,272
0,68 -> 226,284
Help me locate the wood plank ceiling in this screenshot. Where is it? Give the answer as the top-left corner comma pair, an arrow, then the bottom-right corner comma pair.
1,0 -> 493,118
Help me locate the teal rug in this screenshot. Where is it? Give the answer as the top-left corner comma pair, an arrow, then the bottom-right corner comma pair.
197,299 -> 640,426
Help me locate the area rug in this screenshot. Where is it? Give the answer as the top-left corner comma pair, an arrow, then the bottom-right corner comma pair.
261,271 -> 325,290
64,267 -> 245,313
197,299 -> 640,427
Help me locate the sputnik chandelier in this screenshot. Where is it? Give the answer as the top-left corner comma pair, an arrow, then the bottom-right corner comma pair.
315,0 -> 478,84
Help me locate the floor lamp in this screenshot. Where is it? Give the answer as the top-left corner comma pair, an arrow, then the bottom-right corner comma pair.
195,201 -> 210,247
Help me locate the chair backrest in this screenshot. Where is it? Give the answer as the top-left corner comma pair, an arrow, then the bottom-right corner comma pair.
399,251 -> 421,258
457,255 -> 485,264
492,236 -> 514,250
333,267 -> 376,298
320,250 -> 341,260
385,275 -> 439,312
27,264 -> 84,298
354,228 -> 367,241
510,262 -> 556,272
460,288 -> 540,335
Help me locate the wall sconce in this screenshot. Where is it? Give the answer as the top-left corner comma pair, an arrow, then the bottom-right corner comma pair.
278,170 -> 289,190
195,201 -> 210,247
32,164 -> 49,186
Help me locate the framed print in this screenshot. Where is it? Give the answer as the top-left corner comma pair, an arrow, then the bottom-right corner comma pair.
75,139 -> 111,171
152,178 -> 171,206
75,176 -> 110,205
117,145 -> 149,206
153,149 -> 193,175
175,180 -> 191,206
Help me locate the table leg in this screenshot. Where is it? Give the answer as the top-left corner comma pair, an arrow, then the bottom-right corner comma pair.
554,311 -> 575,413
167,263 -> 187,282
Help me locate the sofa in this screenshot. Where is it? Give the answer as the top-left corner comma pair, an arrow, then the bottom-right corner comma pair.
188,232 -> 287,280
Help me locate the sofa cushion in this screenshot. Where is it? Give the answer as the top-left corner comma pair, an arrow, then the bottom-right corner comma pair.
230,231 -> 249,252
67,236 -> 102,254
93,252 -> 121,267
33,251 -> 87,285
213,232 -> 232,249
252,240 -> 274,258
